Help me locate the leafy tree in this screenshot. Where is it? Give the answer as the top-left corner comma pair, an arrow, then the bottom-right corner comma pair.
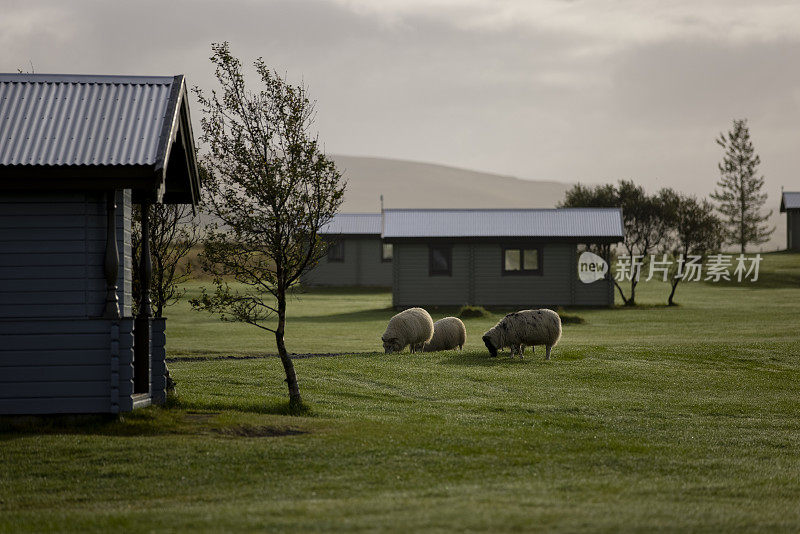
191,43 -> 345,409
614,181 -> 671,306
657,189 -> 724,306
711,119 -> 773,252
561,182 -> 617,209
560,180 -> 669,306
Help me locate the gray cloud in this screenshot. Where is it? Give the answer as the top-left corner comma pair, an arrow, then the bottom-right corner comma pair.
2,0 -> 798,213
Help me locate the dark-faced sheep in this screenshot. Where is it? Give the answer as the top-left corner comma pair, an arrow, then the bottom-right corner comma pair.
381,307 -> 434,354
482,309 -> 562,360
422,317 -> 466,352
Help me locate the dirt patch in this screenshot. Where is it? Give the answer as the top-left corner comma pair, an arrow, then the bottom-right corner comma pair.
213,425 -> 308,438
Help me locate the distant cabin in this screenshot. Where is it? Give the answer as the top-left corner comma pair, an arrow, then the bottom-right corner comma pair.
0,73 -> 200,414
383,208 -> 623,308
302,213 -> 393,287
780,191 -> 800,251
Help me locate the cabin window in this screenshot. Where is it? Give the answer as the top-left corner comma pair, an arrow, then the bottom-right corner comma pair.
502,246 -> 541,275
429,245 -> 452,276
327,240 -> 345,262
382,243 -> 393,262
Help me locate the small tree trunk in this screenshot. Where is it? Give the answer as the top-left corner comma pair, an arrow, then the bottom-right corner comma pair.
627,279 -> 637,306
667,279 -> 679,306
275,293 -> 302,407
612,279 -> 629,306
741,194 -> 746,254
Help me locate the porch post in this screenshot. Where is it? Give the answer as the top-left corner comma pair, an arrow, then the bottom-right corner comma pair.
102,191 -> 121,319
134,201 -> 152,393
139,200 -> 153,318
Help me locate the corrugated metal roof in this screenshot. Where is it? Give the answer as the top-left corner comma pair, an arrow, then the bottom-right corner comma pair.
0,74 -> 174,166
781,191 -> 800,211
320,213 -> 382,235
382,208 -> 624,239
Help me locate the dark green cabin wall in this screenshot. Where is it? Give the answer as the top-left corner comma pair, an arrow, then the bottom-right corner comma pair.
393,241 -> 614,307
788,210 -> 800,251
302,236 -> 392,287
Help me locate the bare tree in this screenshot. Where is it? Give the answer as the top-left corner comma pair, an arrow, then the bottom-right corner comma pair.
711,119 -> 773,252
132,203 -> 202,391
658,189 -> 724,306
190,42 -> 345,409
132,203 -> 201,318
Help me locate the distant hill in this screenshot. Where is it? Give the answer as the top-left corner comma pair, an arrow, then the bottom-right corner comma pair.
330,155 -> 787,251
331,155 -> 571,212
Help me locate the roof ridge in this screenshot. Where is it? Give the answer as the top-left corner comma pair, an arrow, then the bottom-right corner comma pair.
335,212 -> 382,216
382,207 -> 621,212
0,73 -> 176,84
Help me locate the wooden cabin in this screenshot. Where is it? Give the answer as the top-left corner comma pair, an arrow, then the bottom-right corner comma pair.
382,208 -> 623,308
780,191 -> 800,251
302,213 -> 393,287
0,73 -> 200,414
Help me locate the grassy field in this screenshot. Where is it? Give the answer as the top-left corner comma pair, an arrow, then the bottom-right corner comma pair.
1,253 -> 799,532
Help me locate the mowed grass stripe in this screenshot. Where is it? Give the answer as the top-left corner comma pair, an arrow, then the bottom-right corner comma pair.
1,252 -> 799,532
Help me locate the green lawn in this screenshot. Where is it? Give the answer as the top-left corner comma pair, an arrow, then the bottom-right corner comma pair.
2,253 -> 799,532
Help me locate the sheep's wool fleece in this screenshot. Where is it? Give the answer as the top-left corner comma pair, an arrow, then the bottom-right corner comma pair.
382,307 -> 434,348
487,309 -> 562,349
423,317 -> 467,352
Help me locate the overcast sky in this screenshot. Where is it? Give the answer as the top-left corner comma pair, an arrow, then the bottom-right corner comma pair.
3,0 -> 799,199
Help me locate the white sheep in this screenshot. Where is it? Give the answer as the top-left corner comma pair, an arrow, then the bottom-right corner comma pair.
422,317 -> 467,352
381,307 -> 434,354
482,309 -> 562,360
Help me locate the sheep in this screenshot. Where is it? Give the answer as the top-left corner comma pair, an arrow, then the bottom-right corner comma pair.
422,317 -> 467,352
482,309 -> 562,360
381,307 -> 434,354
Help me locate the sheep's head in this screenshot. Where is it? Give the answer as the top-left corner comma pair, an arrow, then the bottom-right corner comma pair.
482,333 -> 498,357
382,336 -> 402,354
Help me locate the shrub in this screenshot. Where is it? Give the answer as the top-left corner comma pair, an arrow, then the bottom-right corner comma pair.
555,307 -> 585,324
458,305 -> 490,319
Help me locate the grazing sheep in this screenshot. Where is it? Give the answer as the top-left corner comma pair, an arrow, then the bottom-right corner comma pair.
382,307 -> 434,354
422,317 -> 467,352
482,309 -> 562,360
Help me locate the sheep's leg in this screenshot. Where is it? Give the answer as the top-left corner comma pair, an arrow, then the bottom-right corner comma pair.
545,345 -> 551,360
531,345 -> 535,355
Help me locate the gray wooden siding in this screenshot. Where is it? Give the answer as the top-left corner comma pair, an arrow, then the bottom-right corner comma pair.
149,318 -> 167,405
573,272 -> 615,306
302,236 -> 392,287
0,191 -> 135,414
788,211 -> 800,251
472,243 -> 571,306
0,318 -> 134,414
393,243 -> 470,306
0,191 -> 131,319
393,241 -> 614,307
